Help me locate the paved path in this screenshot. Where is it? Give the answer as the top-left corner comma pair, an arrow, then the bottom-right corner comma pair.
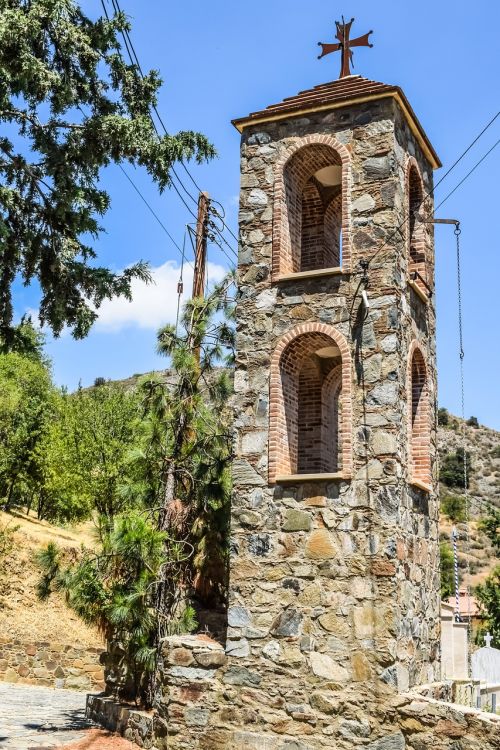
0,683 -> 94,748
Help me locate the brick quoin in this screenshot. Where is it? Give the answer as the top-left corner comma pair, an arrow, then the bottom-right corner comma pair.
408,340 -> 431,487
272,134 -> 352,279
269,322 -> 352,482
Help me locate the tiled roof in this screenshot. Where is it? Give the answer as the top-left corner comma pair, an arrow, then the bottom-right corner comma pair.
232,75 -> 441,168
447,591 -> 481,618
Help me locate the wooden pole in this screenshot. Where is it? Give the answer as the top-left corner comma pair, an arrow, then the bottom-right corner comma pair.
192,191 -> 209,299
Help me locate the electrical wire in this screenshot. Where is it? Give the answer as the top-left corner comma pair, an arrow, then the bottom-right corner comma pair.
435,138 -> 500,212
363,111 -> 500,270
110,0 -> 238,260
118,164 -> 194,269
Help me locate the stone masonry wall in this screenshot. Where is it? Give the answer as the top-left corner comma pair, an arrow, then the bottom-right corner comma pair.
0,638 -> 104,690
88,657 -> 500,750
225,94 -> 440,750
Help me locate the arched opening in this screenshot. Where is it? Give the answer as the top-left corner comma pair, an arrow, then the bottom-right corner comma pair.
409,346 -> 431,487
272,331 -> 347,478
408,164 -> 427,293
282,145 -> 343,274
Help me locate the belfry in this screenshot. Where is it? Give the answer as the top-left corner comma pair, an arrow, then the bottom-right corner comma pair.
226,18 -> 441,738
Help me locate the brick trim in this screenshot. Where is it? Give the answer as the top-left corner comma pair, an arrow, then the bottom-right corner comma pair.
272,135 -> 352,280
406,157 -> 428,295
407,340 -> 431,487
269,322 -> 352,483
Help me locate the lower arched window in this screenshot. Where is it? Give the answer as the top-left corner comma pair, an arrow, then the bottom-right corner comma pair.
269,324 -> 352,482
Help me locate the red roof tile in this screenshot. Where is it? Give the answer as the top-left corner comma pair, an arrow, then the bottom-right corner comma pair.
232,75 -> 441,168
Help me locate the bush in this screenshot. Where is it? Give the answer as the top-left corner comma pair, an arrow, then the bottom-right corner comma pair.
491,445 -> 500,459
467,416 -> 479,428
440,448 -> 471,489
441,494 -> 466,522
438,408 -> 450,426
440,542 -> 455,599
93,377 -> 106,387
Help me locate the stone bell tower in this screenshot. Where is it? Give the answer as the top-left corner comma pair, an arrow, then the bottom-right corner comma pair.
224,61 -> 442,746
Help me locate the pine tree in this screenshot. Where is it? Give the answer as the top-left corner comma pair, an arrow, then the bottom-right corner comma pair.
0,0 -> 215,343
125,274 -> 235,631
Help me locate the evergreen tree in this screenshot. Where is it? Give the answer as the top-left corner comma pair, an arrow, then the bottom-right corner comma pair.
476,566 -> 500,649
0,350 -> 55,508
0,0 -> 215,343
37,512 -> 173,703
124,274 -> 235,630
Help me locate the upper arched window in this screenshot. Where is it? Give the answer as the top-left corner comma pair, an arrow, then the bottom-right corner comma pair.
269,323 -> 352,483
407,163 -> 428,297
273,140 -> 350,279
408,344 -> 431,488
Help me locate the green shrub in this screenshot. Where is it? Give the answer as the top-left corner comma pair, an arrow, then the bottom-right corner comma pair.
440,542 -> 455,599
441,494 -> 466,522
440,448 -> 471,488
467,416 -> 479,428
438,408 -> 450,426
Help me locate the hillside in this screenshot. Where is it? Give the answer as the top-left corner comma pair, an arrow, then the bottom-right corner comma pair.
438,414 -> 500,586
0,510 -> 103,647
0,410 -> 497,648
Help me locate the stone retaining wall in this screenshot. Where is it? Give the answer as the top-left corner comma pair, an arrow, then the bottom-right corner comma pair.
87,635 -> 500,749
0,638 -> 104,690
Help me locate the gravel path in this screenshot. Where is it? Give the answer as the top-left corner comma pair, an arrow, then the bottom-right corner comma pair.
0,682 -> 92,748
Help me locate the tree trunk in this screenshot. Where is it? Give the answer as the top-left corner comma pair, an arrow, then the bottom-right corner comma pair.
4,475 -> 17,511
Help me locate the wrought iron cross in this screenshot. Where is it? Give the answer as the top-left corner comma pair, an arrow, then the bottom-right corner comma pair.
318,17 -> 373,78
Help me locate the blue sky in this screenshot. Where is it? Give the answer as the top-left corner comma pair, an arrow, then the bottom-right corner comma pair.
15,0 -> 500,428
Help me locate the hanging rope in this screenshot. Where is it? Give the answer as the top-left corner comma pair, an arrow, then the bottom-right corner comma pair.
175,229 -> 186,335
452,526 -> 460,621
455,223 -> 473,674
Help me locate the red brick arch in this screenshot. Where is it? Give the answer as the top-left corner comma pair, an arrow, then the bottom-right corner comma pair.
269,322 -> 352,483
272,134 -> 352,279
406,157 -> 428,293
407,340 -> 431,488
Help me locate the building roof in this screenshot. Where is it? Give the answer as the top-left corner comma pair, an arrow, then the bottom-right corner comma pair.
232,75 -> 441,169
446,590 -> 482,618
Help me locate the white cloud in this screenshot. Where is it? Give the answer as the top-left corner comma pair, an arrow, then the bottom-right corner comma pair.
94,259 -> 228,332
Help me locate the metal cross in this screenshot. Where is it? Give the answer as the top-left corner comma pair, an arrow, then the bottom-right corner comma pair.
318,17 -> 373,78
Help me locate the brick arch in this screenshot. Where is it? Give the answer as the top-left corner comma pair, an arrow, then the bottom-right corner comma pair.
272,134 -> 352,279
269,323 -> 352,483
406,157 -> 428,293
407,340 -> 431,488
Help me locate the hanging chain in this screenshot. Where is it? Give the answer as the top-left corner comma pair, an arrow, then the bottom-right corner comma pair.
455,223 -> 473,680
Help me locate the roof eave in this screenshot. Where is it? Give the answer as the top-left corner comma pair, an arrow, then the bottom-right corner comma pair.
232,88 -> 441,170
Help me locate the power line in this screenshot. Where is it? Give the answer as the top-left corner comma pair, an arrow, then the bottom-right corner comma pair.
435,138 -> 500,212
117,163 -> 194,270
432,111 -> 500,197
364,109 -> 500,270
109,0 -> 238,261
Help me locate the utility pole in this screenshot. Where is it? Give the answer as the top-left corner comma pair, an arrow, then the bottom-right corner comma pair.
192,191 -> 209,299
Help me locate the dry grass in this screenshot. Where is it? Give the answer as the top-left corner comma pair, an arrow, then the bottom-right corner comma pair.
0,510 -> 103,647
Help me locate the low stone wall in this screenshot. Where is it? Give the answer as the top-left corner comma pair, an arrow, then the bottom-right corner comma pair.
86,695 -> 154,747
0,638 -> 104,690
398,692 -> 500,749
88,637 -> 500,750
